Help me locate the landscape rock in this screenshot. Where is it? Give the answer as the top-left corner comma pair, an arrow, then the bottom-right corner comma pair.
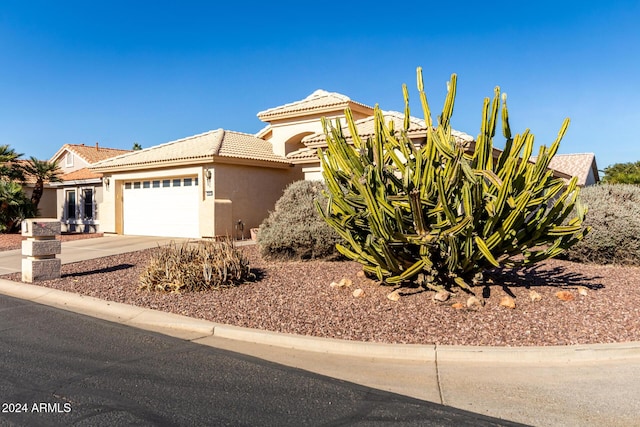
433,290 -> 450,302
339,278 -> 353,287
330,278 -> 353,288
556,290 -> 575,301
387,291 -> 400,301
466,296 -> 484,309
500,295 -> 516,309
352,288 -> 364,298
529,290 -> 542,302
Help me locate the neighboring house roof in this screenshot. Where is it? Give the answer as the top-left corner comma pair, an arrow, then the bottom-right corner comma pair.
257,89 -> 373,121
91,129 -> 291,172
300,111 -> 475,147
3,159 -> 61,186
5,160 -> 35,185
50,143 -> 131,165
60,167 -> 102,181
532,153 -> 599,186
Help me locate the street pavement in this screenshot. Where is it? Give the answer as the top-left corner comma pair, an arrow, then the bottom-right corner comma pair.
0,293 -> 523,426
1,235 -> 639,426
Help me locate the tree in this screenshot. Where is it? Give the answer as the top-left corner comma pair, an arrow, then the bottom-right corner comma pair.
0,180 -> 34,232
21,157 -> 63,212
317,68 -> 589,292
602,161 -> 640,184
0,144 -> 24,181
132,142 -> 142,150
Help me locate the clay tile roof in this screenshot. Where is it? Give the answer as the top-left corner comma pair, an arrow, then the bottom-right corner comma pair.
301,111 -> 475,146
4,160 -> 35,184
216,130 -> 290,163
257,89 -> 373,121
532,153 -> 599,186
61,167 -> 102,181
91,129 -> 290,171
286,147 -> 319,162
65,144 -> 131,164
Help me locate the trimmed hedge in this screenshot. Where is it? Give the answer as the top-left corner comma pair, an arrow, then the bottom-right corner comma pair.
257,180 -> 342,260
563,184 -> 640,265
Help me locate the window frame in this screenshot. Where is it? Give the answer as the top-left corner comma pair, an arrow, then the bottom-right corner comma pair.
81,187 -> 95,220
64,189 -> 77,220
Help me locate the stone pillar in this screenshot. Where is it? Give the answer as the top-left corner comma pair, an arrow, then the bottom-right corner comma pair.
21,218 -> 61,283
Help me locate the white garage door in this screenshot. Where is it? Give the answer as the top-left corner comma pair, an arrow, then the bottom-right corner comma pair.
123,177 -> 200,238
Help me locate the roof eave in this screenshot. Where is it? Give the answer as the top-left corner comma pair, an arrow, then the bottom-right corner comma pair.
258,102 -> 373,123
53,178 -> 103,187
212,156 -> 294,169
91,157 -> 213,173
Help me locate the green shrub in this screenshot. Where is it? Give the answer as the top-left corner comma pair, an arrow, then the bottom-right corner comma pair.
563,184 -> 640,265
602,161 -> 640,184
257,180 -> 342,260
317,67 -> 589,291
139,240 -> 254,292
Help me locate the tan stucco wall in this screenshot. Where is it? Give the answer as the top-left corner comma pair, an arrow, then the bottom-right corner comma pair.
302,165 -> 323,181
29,187 -> 58,218
97,162 -> 301,239
265,109 -> 371,157
211,163 -> 303,239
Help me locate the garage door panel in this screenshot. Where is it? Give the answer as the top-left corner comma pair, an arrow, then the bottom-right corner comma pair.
123,177 -> 200,238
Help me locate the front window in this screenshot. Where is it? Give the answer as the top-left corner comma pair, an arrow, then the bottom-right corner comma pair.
83,188 -> 94,220
66,190 -> 76,219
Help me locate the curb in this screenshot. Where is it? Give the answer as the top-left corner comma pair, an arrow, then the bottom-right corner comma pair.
2,279 -> 639,363
213,323 -> 436,361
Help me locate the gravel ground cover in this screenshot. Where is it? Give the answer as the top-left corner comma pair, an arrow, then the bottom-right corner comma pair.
2,240 -> 639,347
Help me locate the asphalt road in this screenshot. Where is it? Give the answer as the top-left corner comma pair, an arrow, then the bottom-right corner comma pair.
0,294 -> 525,426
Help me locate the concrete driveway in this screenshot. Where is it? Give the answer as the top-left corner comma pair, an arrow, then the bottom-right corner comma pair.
0,235 -> 189,275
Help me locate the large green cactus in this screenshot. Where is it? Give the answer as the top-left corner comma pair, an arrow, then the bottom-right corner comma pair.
316,68 -> 589,291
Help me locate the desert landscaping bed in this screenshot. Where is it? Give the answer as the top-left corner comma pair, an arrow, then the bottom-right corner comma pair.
2,242 -> 639,347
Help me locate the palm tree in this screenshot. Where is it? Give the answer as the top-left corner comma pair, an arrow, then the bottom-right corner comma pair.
0,144 -> 24,181
0,180 -> 33,232
21,157 -> 63,212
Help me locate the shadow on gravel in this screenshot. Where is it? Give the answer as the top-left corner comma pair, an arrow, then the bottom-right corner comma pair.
62,264 -> 135,278
485,264 -> 605,296
249,267 -> 266,282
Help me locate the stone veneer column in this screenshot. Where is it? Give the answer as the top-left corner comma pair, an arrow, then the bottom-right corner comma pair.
21,219 -> 61,282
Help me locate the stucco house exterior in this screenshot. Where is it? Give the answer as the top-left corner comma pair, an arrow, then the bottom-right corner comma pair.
88,89 -> 598,239
90,130 -> 302,239
49,143 -> 131,232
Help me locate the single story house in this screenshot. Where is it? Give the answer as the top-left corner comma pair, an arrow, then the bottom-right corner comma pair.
90,130 -> 302,239
89,90 -> 598,239
49,143 -> 131,232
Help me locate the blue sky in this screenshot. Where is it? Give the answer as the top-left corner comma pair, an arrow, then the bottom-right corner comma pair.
1,1 -> 638,170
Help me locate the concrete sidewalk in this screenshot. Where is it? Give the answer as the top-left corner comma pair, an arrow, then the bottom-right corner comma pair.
0,235 -> 190,275
0,236 -> 639,426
